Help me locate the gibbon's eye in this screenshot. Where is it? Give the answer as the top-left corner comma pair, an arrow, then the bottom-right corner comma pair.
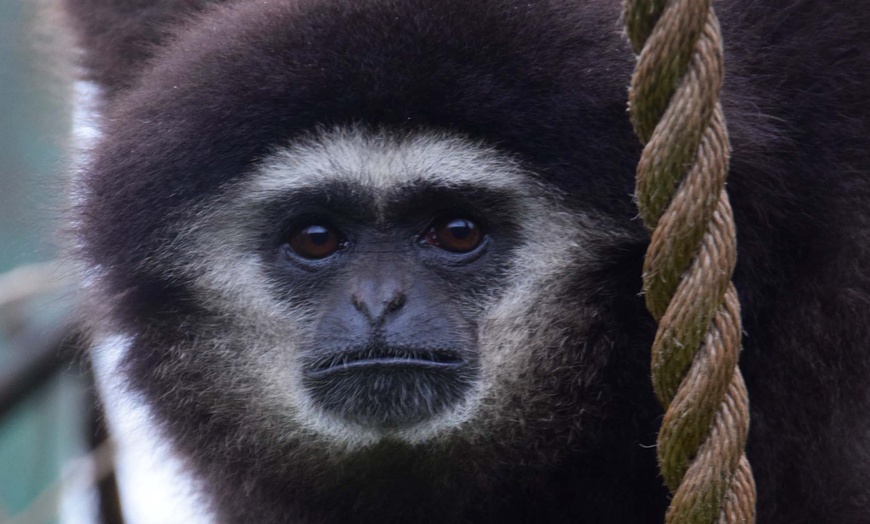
422,217 -> 484,253
287,224 -> 346,259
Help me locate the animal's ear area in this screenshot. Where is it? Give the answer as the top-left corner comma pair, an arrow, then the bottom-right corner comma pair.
62,0 -> 223,98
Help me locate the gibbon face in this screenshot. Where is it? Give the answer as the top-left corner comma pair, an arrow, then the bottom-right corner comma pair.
159,127 -> 637,448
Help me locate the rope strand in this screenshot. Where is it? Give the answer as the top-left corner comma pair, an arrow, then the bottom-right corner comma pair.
622,0 -> 756,521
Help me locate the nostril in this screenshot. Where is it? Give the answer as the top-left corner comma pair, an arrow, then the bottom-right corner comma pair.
386,292 -> 406,313
351,293 -> 374,323
351,292 -> 366,313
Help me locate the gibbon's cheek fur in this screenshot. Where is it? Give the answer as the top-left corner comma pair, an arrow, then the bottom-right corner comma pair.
64,0 -> 870,522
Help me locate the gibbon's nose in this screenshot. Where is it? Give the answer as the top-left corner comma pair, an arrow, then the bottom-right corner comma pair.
351,278 -> 407,326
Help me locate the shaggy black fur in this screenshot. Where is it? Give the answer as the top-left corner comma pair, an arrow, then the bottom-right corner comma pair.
64,0 -> 870,522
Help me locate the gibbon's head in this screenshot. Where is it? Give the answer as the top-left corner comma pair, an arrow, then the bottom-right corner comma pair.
71,0 -> 658,493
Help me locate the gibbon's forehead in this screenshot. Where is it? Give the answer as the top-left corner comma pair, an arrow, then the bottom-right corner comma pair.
248,129 -> 533,205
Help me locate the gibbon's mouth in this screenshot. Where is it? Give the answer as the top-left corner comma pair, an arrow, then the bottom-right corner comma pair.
305,346 -> 464,376
301,344 -> 476,429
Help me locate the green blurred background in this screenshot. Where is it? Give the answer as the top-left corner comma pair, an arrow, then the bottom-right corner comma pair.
0,1 -> 92,522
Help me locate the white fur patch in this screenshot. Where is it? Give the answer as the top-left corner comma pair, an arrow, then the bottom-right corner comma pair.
72,80 -> 103,151
91,335 -> 214,524
253,127 -> 531,197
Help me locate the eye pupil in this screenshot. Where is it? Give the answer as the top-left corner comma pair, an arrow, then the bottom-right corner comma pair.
288,224 -> 344,259
447,220 -> 472,239
307,227 -> 331,245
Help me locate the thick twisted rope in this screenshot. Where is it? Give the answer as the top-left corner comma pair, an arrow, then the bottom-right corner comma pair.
622,1 -> 756,522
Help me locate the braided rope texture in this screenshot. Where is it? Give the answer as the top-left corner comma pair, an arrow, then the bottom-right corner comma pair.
622,1 -> 756,522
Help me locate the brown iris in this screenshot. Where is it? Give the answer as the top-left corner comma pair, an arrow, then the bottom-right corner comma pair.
423,218 -> 484,253
288,225 -> 345,259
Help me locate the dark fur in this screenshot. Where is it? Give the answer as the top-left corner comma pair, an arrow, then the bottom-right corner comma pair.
65,0 -> 870,522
